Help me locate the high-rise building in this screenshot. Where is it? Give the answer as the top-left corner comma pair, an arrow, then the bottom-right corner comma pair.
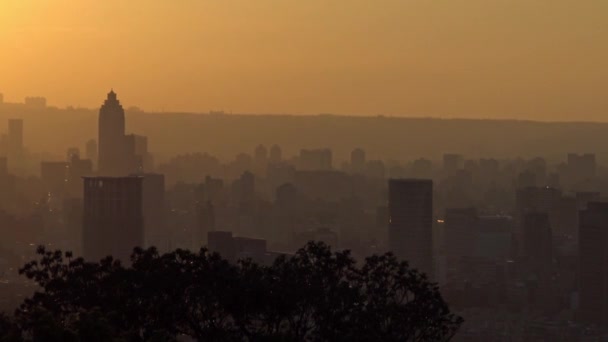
40,161 -> 69,195
66,156 -> 93,198
567,153 -> 596,182
85,139 -> 98,166
388,179 -> 433,277
350,148 -> 366,174
254,144 -> 268,176
299,149 -> 332,171
579,202 -> 608,325
522,212 -> 552,271
443,153 -> 463,176
7,119 -> 23,157
269,144 -> 282,164
444,208 -> 478,265
98,90 -> 127,176
83,176 -> 144,262
139,173 -> 166,251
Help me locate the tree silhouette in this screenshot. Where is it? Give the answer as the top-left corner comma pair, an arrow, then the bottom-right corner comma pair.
6,242 -> 462,341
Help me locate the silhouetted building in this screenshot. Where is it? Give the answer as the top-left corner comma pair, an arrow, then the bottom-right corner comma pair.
139,174 -> 166,250
579,202 -> 608,326
299,149 -> 332,171
85,139 -> 98,166
98,90 -> 127,176
522,212 -> 552,271
388,179 -> 433,277
445,208 -> 478,265
351,148 -> 366,174
567,153 -> 596,182
269,144 -> 282,164
24,96 -> 46,107
7,119 -> 23,158
196,201 -> 215,247
67,156 -> 93,198
41,161 -> 68,194
475,215 -> 513,261
83,176 -> 144,262
443,153 -> 463,176
254,144 -> 268,175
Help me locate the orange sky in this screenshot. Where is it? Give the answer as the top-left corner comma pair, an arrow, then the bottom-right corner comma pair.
1,0 -> 607,120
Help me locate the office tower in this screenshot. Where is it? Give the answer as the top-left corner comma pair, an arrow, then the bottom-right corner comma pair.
567,153 -> 596,182
522,212 -> 552,271
476,215 -> 513,261
40,161 -> 69,195
299,149 -> 332,171
254,144 -> 268,176
0,157 -> 7,175
388,179 -> 433,277
351,148 -> 366,174
66,156 -> 93,198
139,173 -> 166,250
24,96 -> 47,107
204,176 -> 224,203
443,154 -> 463,176
269,144 -> 282,164
124,134 -> 150,174
85,139 -> 98,165
196,200 -> 215,247
7,119 -> 23,157
63,198 -> 84,256
515,186 -> 561,254
579,202 -> 608,325
444,208 -> 478,265
550,196 -> 578,238
98,90 -> 127,176
83,176 -> 144,262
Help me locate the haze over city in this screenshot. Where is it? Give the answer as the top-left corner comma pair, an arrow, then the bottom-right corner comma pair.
3,1 -> 608,341
1,0 -> 608,120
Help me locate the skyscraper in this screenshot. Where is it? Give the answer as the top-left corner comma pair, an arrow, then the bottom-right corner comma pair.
350,148 -> 366,174
579,202 -> 608,326
388,179 -> 433,277
83,176 -> 144,262
98,90 -> 126,176
7,119 -> 23,157
444,208 -> 478,266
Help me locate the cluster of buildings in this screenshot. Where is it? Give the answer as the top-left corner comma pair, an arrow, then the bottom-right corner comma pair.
4,91 -> 608,338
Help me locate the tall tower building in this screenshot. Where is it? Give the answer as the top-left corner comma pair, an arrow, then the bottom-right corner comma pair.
98,90 -> 126,176
83,176 -> 144,262
269,144 -> 282,164
579,202 -> 608,326
444,208 -> 478,265
85,139 -> 98,166
350,148 -> 366,174
388,179 -> 433,278
7,119 -> 23,155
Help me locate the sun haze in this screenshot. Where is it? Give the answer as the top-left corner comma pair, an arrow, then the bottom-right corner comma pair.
1,0 -> 607,120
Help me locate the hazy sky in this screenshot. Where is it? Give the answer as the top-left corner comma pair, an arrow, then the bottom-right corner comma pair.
1,1 -> 607,120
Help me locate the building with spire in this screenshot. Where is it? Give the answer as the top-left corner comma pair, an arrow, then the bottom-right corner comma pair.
98,90 -> 127,176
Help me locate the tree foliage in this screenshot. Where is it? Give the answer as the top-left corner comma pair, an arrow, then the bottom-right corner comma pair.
4,242 -> 462,341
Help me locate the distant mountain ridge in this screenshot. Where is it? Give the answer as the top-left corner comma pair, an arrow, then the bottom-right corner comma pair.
0,103 -> 606,163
